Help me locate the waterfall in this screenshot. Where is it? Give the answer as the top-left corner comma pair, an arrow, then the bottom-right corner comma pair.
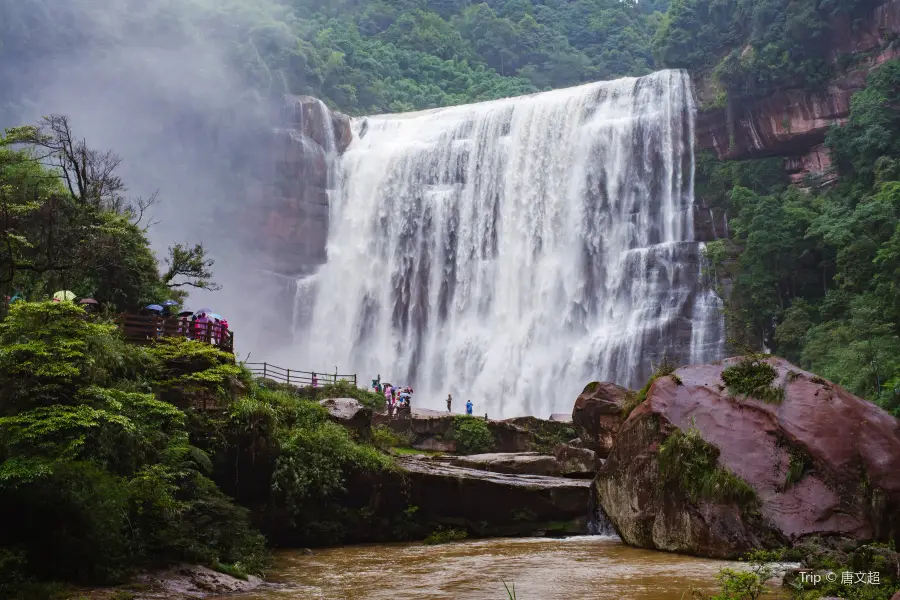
587,483 -> 617,536
300,69 -> 724,417
690,242 -> 725,365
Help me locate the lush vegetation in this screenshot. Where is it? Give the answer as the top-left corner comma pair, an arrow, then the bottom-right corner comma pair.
0,0 -> 668,118
702,59 -> 900,416
658,422 -> 756,505
653,0 -> 883,104
0,118 -> 412,596
0,302 -> 267,595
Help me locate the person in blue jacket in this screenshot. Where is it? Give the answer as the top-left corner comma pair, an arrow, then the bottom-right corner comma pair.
466,400 -> 473,415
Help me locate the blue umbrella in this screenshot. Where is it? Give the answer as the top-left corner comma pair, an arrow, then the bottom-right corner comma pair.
145,304 -> 163,312
162,300 -> 179,306
208,313 -> 223,320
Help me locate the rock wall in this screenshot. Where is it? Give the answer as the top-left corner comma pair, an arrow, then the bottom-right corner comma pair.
398,456 -> 591,536
596,357 -> 900,558
248,96 -> 352,276
695,0 -> 900,176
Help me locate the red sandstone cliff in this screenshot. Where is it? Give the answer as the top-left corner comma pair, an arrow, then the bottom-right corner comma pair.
695,0 -> 900,182
246,96 -> 352,276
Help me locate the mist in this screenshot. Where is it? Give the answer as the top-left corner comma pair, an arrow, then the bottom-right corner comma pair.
0,0 -> 307,364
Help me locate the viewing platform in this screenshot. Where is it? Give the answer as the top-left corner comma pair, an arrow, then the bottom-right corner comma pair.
116,313 -> 234,353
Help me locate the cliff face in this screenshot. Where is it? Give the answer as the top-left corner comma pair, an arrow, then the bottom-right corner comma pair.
695,0 -> 900,180
248,96 -> 352,276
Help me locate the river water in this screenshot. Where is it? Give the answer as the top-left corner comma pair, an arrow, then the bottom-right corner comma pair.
225,536 -> 756,600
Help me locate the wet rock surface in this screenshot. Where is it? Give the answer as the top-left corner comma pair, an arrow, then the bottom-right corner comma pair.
250,94 -> 352,279
398,455 -> 590,535
76,565 -> 271,599
596,356 -> 900,559
572,381 -> 630,458
319,398 -> 373,441
449,450 -> 592,477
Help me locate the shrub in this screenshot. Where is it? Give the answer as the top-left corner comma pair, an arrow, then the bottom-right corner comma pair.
423,527 -> 467,545
452,416 -> 493,454
721,355 -> 784,404
658,423 -> 756,506
373,425 -> 415,450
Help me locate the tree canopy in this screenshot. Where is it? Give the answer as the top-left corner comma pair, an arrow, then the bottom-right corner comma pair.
0,0 -> 666,117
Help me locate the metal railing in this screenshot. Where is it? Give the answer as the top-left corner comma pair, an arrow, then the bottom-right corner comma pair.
245,362 -> 357,387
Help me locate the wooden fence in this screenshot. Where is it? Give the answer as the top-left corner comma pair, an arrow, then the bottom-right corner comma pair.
245,362 -> 357,387
116,313 -> 234,353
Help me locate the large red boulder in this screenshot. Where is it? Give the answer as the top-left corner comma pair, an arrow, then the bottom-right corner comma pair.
572,381 -> 630,458
596,356 -> 900,559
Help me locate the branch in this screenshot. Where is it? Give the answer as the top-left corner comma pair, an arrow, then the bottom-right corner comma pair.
162,243 -> 221,291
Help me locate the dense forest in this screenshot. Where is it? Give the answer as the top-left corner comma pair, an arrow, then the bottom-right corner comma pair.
0,0 -> 663,117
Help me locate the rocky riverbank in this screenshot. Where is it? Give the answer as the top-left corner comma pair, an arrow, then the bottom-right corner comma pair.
69,565 -> 271,600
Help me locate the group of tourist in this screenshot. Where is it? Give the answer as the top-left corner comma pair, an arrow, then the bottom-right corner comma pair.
373,380 -> 414,417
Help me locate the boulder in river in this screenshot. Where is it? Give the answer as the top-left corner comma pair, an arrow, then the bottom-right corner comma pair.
319,397 -> 373,441
596,356 -> 900,559
572,381 -> 630,458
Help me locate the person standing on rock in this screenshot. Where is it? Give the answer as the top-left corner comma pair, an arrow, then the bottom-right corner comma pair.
466,400 -> 473,415
446,393 -> 452,412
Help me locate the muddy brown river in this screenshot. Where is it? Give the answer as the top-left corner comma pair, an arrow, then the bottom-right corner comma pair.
224,535 -> 775,600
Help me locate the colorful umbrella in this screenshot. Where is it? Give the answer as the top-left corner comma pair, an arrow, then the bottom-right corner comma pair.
78,298 -> 98,305
193,308 -> 214,316
53,290 -> 75,302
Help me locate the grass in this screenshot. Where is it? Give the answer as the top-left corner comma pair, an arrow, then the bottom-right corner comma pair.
784,453 -> 806,489
623,357 -> 680,418
658,421 -> 756,505
504,582 -> 517,599
721,355 -> 785,404
212,561 -> 249,581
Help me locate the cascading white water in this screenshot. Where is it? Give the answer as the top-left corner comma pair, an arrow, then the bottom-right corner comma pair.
299,69 -> 723,417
